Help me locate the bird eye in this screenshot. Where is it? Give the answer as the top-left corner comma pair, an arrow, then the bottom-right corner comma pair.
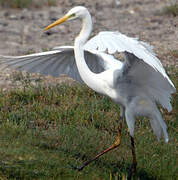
70,13 -> 76,18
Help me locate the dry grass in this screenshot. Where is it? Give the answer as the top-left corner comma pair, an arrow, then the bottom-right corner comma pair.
0,0 -> 57,9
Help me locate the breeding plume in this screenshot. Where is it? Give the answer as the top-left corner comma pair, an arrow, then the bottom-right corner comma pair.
0,6 -> 176,173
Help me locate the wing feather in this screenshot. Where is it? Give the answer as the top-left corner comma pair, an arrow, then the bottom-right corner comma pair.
85,31 -> 175,88
118,52 -> 176,112
115,52 -> 175,141
0,47 -> 111,83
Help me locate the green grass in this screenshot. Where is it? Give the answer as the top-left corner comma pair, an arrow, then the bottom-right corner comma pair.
0,69 -> 177,179
169,49 -> 178,58
0,0 -> 57,9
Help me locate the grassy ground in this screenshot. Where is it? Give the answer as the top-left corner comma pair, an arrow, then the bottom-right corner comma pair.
0,69 -> 177,180
0,0 -> 57,8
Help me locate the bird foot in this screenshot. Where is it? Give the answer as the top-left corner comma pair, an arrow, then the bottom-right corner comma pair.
128,162 -> 137,179
69,164 -> 85,171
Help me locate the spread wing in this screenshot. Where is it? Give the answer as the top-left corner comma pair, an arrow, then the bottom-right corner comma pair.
117,52 -> 176,112
114,52 -> 176,142
85,31 -> 175,88
0,46 -> 122,83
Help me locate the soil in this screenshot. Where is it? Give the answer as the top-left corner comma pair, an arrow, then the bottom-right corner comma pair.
0,0 -> 177,90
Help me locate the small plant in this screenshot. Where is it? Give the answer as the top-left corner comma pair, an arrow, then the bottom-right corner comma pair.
110,172 -> 128,180
162,3 -> 178,16
170,49 -> 178,58
0,0 -> 32,8
47,0 -> 57,6
10,71 -> 39,89
0,0 -> 57,9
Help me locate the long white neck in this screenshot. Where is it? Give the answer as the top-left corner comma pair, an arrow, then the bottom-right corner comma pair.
74,11 -> 104,94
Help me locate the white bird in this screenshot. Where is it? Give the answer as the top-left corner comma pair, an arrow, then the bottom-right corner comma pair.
0,6 -> 176,173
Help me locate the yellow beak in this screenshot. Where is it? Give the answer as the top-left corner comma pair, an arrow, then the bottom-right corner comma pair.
44,15 -> 70,30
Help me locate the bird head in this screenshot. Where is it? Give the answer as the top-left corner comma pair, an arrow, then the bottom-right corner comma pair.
45,6 -> 88,31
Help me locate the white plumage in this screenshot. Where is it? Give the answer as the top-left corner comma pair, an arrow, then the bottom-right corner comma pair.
0,6 -> 176,143
85,31 -> 174,87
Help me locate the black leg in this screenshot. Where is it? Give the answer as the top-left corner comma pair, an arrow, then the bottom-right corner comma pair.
128,136 -> 137,179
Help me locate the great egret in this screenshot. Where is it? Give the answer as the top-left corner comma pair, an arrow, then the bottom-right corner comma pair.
0,6 -> 176,173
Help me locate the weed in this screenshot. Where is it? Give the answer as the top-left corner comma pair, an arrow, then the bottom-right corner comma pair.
0,0 -> 57,9
162,3 -> 178,16
169,49 -> 178,58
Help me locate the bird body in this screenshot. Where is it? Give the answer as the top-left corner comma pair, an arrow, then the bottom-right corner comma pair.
0,6 -> 175,143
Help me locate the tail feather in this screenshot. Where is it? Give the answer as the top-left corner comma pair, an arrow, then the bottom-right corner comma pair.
150,108 -> 169,143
